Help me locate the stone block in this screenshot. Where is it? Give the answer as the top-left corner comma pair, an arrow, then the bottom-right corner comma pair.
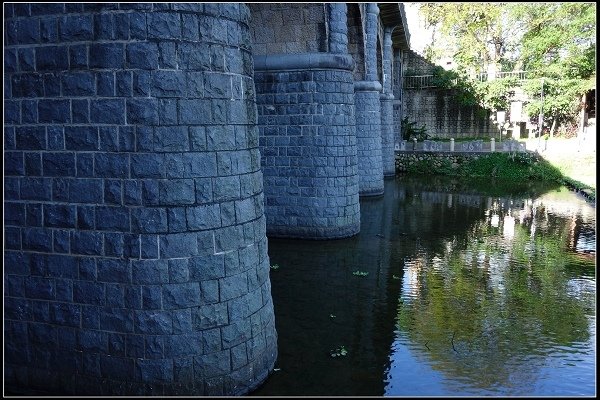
127,98 -> 158,125
137,359 -> 174,383
158,179 -> 195,205
21,99 -> 38,123
148,12 -> 181,39
94,153 -> 129,178
90,43 -> 124,69
22,227 -> 53,252
194,350 -> 230,378
162,283 -> 202,309
64,126 -> 98,150
5,152 -> 24,175
129,12 -> 147,39
160,232 -> 198,258
26,203 -> 43,226
116,70 -> 132,96
70,231 -> 103,255
70,179 -> 103,203
131,207 -> 168,233
36,46 -> 68,71
103,179 -> 122,204
59,15 -> 93,41
44,204 -> 76,228
100,354 -> 134,379
99,307 -> 134,333
38,99 -> 70,123
16,126 -> 46,150
152,70 -> 186,97
69,44 -> 89,70
132,260 -> 169,284
133,70 -> 151,96
97,71 -> 115,96
166,208 -> 186,233
141,234 -> 159,259
73,281 -> 104,305
91,99 -> 125,124
76,153 -> 94,177
124,180 -> 142,205
186,204 -> 221,230
78,330 -> 107,353
154,126 -> 188,151
42,152 -> 75,176
50,302 -> 81,327
95,206 -> 130,231
134,310 -> 173,335
72,99 -> 90,123
158,98 -> 177,125
104,232 -> 124,257
142,285 -> 163,310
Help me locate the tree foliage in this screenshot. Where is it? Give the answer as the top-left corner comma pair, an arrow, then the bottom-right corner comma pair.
419,2 -> 596,134
420,3 -> 519,73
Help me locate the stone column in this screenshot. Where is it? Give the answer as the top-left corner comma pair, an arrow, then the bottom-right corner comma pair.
254,54 -> 360,239
355,3 -> 384,196
381,27 -> 395,177
4,3 -> 276,396
328,3 -> 348,54
392,48 -> 404,146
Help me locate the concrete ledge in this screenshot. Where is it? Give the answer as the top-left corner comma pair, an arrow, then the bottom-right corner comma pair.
380,93 -> 394,100
267,222 -> 360,240
354,80 -> 383,92
359,187 -> 385,197
253,52 -> 354,72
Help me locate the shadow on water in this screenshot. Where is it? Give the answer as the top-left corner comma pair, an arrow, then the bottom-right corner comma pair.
252,175 -> 596,397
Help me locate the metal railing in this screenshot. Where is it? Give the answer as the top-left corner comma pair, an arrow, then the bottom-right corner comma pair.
476,70 -> 530,82
403,75 -> 458,89
403,71 -> 530,88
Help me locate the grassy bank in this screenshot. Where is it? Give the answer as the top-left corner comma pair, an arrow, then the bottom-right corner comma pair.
403,152 -> 596,202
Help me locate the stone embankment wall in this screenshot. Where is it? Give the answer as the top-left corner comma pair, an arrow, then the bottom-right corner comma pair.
4,3 -> 276,396
401,50 -> 501,139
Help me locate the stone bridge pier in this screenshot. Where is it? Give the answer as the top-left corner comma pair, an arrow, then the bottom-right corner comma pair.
251,2 -> 409,237
4,2 -> 410,396
4,3 -> 276,396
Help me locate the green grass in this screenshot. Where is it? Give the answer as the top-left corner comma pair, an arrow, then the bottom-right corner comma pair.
403,152 -> 596,201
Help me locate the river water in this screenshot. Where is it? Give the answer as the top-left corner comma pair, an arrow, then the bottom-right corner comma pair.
252,176 -> 596,396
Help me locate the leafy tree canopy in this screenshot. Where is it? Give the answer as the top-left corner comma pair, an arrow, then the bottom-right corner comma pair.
419,2 -> 596,132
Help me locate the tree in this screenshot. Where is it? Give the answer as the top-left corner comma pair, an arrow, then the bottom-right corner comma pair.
419,3 -> 520,75
419,2 -> 596,135
510,3 -> 596,134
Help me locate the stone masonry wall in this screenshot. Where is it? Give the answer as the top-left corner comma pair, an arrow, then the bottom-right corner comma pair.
254,58 -> 361,239
347,3 -> 365,82
4,3 -> 276,396
400,50 -> 500,139
402,89 -> 499,138
355,87 -> 384,195
248,3 -> 326,55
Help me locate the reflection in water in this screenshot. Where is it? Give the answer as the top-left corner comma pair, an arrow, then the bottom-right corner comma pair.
252,176 -> 596,396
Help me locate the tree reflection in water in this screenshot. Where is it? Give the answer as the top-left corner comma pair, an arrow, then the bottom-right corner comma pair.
391,180 -> 595,395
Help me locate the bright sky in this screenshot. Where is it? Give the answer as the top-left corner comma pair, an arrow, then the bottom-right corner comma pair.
403,3 -> 433,55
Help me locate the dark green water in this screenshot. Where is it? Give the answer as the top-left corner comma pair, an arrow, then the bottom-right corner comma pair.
252,176 -> 596,396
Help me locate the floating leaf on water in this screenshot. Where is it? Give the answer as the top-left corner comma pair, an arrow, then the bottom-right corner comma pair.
330,346 -> 348,357
392,275 -> 400,280
352,270 -> 368,276
270,264 -> 280,270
